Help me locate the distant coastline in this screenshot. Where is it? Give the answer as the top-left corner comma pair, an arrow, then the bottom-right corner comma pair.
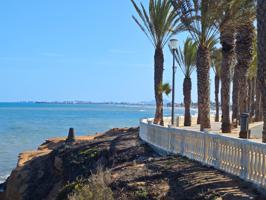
0,101 -> 219,110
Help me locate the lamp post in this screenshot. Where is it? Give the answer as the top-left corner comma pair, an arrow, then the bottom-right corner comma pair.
169,39 -> 178,126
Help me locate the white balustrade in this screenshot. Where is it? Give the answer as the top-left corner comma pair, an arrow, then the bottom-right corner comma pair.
140,118 -> 266,189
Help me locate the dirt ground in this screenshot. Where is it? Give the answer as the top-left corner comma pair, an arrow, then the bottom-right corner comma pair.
2,127 -> 266,200
106,129 -> 265,200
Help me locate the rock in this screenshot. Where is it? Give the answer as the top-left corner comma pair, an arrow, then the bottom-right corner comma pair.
66,128 -> 75,143
54,156 -> 63,173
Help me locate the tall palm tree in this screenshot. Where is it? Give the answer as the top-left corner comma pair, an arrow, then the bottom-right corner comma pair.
251,34 -> 263,122
232,64 -> 240,126
215,0 -> 254,132
172,0 -> 219,131
219,15 -> 235,132
211,48 -> 222,122
257,0 -> 266,142
248,41 -> 257,120
131,0 -> 180,125
173,38 -> 197,126
255,82 -> 263,122
236,23 -> 255,119
233,2 -> 256,132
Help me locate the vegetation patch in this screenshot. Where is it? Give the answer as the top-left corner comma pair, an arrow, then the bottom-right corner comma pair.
66,168 -> 113,200
78,147 -> 99,158
135,188 -> 149,199
56,180 -> 84,200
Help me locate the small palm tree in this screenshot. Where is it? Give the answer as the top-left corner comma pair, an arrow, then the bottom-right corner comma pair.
172,0 -> 219,131
256,0 -> 266,142
211,48 -> 222,122
173,38 -> 197,126
131,0 -> 180,125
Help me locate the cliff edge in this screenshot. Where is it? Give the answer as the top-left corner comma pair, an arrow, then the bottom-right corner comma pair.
0,128 -> 265,200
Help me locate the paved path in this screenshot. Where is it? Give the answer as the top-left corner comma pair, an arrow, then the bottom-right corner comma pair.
250,124 -> 263,138
174,117 -> 264,143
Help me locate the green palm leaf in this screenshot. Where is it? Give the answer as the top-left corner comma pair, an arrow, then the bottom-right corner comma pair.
131,0 -> 181,48
171,37 -> 197,78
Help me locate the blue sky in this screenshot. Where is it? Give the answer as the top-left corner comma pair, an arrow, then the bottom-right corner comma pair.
0,0 -> 215,103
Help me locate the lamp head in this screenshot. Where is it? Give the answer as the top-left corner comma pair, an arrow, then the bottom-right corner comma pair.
169,39 -> 178,50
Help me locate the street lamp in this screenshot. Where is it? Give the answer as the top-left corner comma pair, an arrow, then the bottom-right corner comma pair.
169,38 -> 178,126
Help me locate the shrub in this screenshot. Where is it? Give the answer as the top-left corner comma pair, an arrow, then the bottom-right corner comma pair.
68,168 -> 113,200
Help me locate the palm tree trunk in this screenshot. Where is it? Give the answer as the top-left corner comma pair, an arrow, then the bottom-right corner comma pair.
221,29 -> 234,133
197,74 -> 201,125
197,99 -> 201,124
250,78 -> 256,120
232,65 -> 240,127
183,77 -> 192,126
248,79 -> 252,113
255,79 -> 263,121
236,23 -> 255,117
153,47 -> 164,125
257,0 -> 266,143
214,75 -> 220,122
197,45 -> 211,131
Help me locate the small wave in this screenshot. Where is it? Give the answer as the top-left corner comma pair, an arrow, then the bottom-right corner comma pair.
0,174 -> 9,184
139,110 -> 145,112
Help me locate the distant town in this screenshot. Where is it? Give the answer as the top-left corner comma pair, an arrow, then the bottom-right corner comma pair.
30,100 -> 218,109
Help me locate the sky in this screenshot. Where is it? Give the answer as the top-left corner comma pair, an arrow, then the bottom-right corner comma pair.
0,0 -> 216,103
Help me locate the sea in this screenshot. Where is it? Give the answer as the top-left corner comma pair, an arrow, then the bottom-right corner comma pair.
0,102 -> 197,184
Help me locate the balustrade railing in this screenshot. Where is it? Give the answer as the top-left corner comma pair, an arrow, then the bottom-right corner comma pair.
140,118 -> 266,189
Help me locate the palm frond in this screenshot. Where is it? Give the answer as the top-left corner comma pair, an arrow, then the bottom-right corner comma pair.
131,0 -> 182,48
171,37 -> 197,78
171,0 -> 218,49
211,48 -> 222,77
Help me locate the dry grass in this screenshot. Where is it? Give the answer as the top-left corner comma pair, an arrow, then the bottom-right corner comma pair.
68,168 -> 113,200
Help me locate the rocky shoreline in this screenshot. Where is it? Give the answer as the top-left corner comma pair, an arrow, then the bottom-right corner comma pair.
0,127 -> 265,200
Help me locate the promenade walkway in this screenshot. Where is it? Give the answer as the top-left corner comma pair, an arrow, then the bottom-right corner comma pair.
169,116 -> 264,143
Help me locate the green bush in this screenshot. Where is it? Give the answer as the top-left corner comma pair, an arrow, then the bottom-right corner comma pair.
68,168 -> 113,200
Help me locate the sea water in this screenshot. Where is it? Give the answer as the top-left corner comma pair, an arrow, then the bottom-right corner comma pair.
0,103 -> 196,183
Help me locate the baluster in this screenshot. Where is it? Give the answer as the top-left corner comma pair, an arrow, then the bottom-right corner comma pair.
262,148 -> 266,187
225,143 -> 230,172
229,144 -> 234,173
254,146 -> 261,183
248,144 -> 254,181
236,143 -> 241,176
228,144 -> 233,173
220,143 -> 225,170
258,147 -> 263,185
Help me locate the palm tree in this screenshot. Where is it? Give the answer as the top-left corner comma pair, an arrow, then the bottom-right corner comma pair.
257,0 -> 266,142
236,23 -> 255,120
211,48 -> 222,122
131,0 -> 180,125
215,0 -> 254,132
219,13 -> 235,132
172,0 -> 219,131
248,40 -> 257,120
232,64 -> 240,126
173,38 -> 197,126
251,34 -> 263,122
233,2 -> 256,131
255,82 -> 263,122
